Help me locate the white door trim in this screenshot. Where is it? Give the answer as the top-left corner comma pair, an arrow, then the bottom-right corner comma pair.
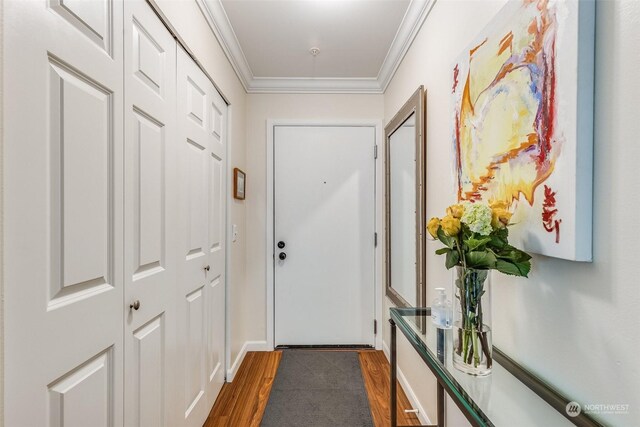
266,119 -> 383,350
224,106 -> 233,380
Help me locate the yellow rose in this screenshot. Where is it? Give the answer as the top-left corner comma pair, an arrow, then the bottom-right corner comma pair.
427,217 -> 440,238
490,200 -> 509,210
440,215 -> 461,236
491,208 -> 512,228
446,204 -> 465,219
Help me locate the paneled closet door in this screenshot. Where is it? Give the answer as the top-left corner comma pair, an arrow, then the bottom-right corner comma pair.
3,1 -> 124,426
176,47 -> 227,427
123,1 -> 178,426
206,73 -> 227,406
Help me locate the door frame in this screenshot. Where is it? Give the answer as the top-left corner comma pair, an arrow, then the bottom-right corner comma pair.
266,119 -> 383,350
224,106 -> 233,379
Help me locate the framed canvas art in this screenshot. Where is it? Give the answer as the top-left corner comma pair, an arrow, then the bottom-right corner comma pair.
452,0 -> 595,261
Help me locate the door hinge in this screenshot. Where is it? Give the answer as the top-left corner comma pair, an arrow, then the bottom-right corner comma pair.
374,145 -> 378,159
374,319 -> 378,335
374,232 -> 378,247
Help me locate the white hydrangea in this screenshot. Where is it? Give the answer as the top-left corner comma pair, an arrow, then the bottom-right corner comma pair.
460,202 -> 493,235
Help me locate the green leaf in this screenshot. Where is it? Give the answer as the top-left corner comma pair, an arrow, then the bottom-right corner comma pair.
461,223 -> 473,239
515,261 -> 531,277
489,227 -> 509,249
445,250 -> 460,269
466,251 -> 497,269
513,249 -> 532,262
495,247 -> 532,264
435,248 -> 450,255
495,260 -> 521,276
493,250 -> 517,261
437,227 -> 455,249
495,260 -> 531,277
465,237 -> 492,251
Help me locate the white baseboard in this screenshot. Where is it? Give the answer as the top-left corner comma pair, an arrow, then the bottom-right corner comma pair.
226,340 -> 271,382
382,340 -> 432,426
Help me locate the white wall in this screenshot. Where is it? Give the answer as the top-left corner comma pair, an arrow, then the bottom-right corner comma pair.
383,0 -> 640,425
150,0 -> 249,377
243,94 -> 384,356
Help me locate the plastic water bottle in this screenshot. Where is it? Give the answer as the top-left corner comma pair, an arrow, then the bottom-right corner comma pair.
431,287 -> 452,329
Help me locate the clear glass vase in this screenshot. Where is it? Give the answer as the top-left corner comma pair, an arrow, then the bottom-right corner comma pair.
453,266 -> 493,376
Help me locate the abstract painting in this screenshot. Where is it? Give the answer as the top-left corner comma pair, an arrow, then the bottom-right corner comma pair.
452,0 -> 594,261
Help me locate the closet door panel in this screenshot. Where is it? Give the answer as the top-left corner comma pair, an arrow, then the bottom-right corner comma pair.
48,348 -> 115,427
123,1 -> 177,426
177,47 -> 212,427
181,102 -> 208,424
177,46 -> 227,427
206,89 -> 227,399
4,0 -> 124,425
185,286 -> 206,417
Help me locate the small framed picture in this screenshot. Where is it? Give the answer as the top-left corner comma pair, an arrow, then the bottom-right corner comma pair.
233,168 -> 246,200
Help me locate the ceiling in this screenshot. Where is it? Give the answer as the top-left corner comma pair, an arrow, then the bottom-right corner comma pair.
221,0 -> 409,79
197,0 -> 435,93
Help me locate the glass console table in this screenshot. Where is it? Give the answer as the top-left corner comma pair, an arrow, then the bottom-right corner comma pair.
389,307 -> 603,427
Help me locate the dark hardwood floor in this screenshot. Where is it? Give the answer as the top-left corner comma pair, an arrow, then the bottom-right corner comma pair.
359,351 -> 422,426
204,351 -> 282,427
203,350 -> 421,427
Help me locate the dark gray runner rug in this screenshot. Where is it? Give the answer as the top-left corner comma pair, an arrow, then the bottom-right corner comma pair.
260,350 -> 374,427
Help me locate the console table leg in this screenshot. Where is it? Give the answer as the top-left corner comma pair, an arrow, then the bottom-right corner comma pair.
390,318 -> 397,427
437,382 -> 445,427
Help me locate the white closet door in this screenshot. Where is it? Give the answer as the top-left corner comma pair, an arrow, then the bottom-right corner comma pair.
123,1 -> 178,426
206,72 -> 227,405
176,47 -> 227,427
4,1 -> 124,426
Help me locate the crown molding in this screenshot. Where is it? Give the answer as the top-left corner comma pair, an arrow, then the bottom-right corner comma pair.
196,0 -> 253,91
248,77 -> 382,94
377,0 -> 436,92
196,0 -> 435,94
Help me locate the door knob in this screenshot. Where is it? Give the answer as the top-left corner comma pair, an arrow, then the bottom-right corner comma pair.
279,252 -> 287,260
277,241 -> 286,249
204,265 -> 210,272
130,300 -> 141,311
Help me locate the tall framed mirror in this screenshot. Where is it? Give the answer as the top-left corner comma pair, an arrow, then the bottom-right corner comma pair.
385,86 -> 426,310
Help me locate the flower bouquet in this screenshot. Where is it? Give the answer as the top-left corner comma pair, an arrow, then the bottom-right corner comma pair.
428,202 -> 531,375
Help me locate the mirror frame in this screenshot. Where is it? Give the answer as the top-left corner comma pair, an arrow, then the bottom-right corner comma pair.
385,86 -> 427,309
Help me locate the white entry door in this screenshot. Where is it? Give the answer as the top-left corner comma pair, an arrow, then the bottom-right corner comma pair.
123,1 -> 178,426
176,47 -> 227,427
274,126 -> 376,346
4,0 -> 124,425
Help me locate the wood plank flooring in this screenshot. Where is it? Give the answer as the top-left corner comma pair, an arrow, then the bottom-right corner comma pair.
204,351 -> 282,427
203,350 -> 421,427
359,351 -> 422,426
